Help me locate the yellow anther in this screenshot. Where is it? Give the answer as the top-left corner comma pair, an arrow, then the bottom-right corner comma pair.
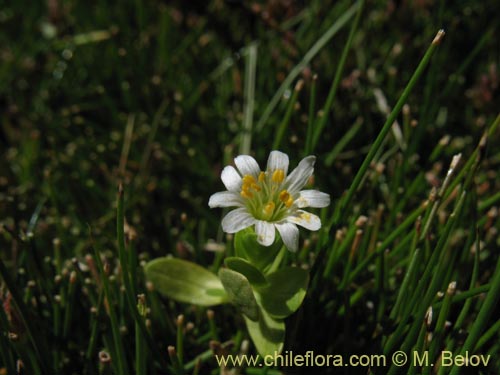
280,190 -> 294,208
272,169 -> 285,184
263,202 -> 275,216
242,175 -> 256,185
251,183 -> 261,192
279,190 -> 290,203
258,171 -> 266,182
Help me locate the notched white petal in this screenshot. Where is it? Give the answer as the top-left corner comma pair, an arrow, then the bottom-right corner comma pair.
221,208 -> 256,233
296,190 -> 330,208
221,166 -> 242,191
235,155 -> 261,177
255,221 -> 276,246
287,210 -> 321,231
285,155 -> 316,193
208,191 -> 243,208
266,151 -> 289,175
275,222 -> 299,252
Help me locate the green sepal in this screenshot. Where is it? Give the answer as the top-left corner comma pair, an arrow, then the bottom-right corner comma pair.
234,227 -> 281,273
257,267 -> 309,319
219,268 -> 260,321
224,257 -> 269,288
144,257 -> 228,306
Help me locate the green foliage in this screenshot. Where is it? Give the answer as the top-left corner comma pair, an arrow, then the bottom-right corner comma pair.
244,310 -> 285,359
144,257 -> 228,306
219,268 -> 260,321
234,228 -> 282,273
225,257 -> 269,287
257,267 -> 309,320
0,0 -> 499,374
145,232 -> 309,355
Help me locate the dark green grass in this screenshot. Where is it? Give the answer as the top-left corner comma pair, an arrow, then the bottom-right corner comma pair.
0,1 -> 499,374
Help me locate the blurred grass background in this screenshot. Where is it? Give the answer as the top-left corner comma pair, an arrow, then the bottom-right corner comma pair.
0,0 -> 499,374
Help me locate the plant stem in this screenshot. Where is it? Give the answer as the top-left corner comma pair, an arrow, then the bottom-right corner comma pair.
311,0 -> 364,151
334,29 -> 446,226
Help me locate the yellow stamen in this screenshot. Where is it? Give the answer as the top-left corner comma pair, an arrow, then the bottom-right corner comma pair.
251,183 -> 261,192
258,171 -> 266,182
242,175 -> 256,185
263,202 -> 275,217
279,190 -> 290,202
272,169 -> 285,184
279,190 -> 294,208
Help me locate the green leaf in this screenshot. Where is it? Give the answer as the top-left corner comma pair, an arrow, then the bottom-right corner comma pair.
225,257 -> 269,288
244,307 -> 285,357
234,227 -> 281,273
144,258 -> 228,306
257,267 -> 309,319
219,268 -> 259,321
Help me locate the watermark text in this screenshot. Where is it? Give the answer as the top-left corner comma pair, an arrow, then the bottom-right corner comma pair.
214,350 -> 492,369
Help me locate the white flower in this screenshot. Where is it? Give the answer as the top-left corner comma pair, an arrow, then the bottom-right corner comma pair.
209,151 -> 330,252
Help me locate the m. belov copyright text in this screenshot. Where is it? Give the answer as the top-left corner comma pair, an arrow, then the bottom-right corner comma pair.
413,350 -> 491,367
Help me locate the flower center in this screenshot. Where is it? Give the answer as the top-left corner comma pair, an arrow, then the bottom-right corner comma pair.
240,169 -> 294,221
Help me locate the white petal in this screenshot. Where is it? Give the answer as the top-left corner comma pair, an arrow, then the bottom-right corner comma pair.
296,190 -> 330,208
255,221 -> 276,246
234,155 -> 261,177
221,208 -> 256,233
287,210 -> 321,231
208,191 -> 244,208
266,151 -> 289,175
221,166 -> 242,192
285,156 -> 316,193
275,222 -> 299,252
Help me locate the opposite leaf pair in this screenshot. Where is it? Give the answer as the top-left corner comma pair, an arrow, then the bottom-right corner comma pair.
144,228 -> 309,357
219,255 -> 308,356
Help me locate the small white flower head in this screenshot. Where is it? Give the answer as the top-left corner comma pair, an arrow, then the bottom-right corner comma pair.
209,151 -> 330,252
